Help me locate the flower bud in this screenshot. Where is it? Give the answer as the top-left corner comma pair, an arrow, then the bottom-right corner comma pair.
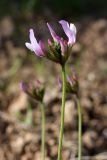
20,80 -> 45,102
66,73 -> 79,95
58,69 -> 79,95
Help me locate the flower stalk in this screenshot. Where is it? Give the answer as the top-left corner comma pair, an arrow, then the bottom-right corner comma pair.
76,94 -> 82,160
40,101 -> 46,160
57,65 -> 66,160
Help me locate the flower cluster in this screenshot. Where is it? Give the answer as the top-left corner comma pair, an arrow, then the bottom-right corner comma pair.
25,20 -> 76,65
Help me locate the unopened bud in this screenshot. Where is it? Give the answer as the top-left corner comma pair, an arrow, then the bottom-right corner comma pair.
20,80 -> 45,102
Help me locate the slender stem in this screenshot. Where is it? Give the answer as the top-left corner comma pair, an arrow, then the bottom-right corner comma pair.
40,102 -> 45,160
57,65 -> 66,160
76,95 -> 82,160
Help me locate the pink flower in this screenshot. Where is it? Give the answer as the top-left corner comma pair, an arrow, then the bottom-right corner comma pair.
25,29 -> 45,57
47,20 -> 76,45
47,20 -> 76,56
59,20 -> 76,44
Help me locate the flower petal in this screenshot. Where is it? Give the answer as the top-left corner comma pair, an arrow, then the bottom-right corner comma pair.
25,29 -> 44,57
59,39 -> 66,56
59,20 -> 76,44
39,40 -> 45,52
29,29 -> 38,47
25,42 -> 34,51
47,23 -> 60,43
70,23 -> 76,34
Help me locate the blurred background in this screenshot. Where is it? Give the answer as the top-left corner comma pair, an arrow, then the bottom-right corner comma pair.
0,0 -> 107,159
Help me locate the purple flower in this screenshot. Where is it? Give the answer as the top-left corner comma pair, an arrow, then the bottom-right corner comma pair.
47,23 -> 60,43
25,29 -> 45,57
25,20 -> 76,65
59,20 -> 76,44
47,20 -> 76,57
47,20 -> 76,45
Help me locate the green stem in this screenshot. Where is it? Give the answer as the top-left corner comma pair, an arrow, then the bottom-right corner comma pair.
77,95 -> 82,160
40,102 -> 45,160
57,65 -> 66,160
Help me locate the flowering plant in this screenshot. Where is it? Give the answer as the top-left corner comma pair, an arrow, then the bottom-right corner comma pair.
22,20 -> 82,160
